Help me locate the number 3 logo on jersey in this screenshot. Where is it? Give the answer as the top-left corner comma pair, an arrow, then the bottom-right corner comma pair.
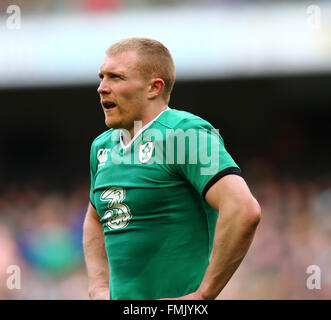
100,187 -> 132,230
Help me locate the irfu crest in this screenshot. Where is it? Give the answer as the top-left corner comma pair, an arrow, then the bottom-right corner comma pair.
139,141 -> 154,163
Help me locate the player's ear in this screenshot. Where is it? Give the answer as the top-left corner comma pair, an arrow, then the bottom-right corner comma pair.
147,78 -> 165,99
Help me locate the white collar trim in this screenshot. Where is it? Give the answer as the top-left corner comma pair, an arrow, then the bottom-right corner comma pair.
120,106 -> 170,149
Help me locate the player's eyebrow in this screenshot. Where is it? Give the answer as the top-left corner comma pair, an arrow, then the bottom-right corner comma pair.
98,70 -> 125,79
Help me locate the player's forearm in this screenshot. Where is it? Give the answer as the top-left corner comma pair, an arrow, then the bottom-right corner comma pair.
197,199 -> 261,300
83,212 -> 109,295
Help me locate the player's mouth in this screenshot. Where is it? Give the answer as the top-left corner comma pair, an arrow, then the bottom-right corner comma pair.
102,101 -> 117,110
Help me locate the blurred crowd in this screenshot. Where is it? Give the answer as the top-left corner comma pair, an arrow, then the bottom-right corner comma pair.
0,0 -> 323,16
0,180 -> 90,299
0,162 -> 330,300
220,162 -> 331,299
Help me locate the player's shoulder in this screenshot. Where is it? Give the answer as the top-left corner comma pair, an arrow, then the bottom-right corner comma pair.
157,107 -> 214,130
90,128 -> 116,149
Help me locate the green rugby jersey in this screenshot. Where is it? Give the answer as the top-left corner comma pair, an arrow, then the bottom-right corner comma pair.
89,108 -> 241,300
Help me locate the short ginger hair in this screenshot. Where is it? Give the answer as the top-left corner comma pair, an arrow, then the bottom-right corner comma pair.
106,37 -> 176,104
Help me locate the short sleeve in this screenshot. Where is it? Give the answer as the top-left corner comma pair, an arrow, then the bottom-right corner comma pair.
173,118 -> 241,197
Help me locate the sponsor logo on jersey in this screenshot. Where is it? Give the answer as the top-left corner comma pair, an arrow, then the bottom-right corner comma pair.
97,148 -> 111,166
102,204 -> 131,230
139,141 -> 154,163
100,187 -> 132,230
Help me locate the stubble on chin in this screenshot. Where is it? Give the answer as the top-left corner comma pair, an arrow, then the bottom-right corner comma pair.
104,116 -> 114,129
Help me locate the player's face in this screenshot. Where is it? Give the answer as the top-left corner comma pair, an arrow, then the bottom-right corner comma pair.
97,51 -> 150,133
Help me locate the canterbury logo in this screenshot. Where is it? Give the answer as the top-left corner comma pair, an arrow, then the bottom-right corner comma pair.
97,148 -> 111,166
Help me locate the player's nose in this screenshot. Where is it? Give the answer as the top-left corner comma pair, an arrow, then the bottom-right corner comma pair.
97,79 -> 111,94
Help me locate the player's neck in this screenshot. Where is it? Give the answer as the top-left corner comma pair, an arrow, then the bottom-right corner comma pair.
122,104 -> 169,147
131,104 -> 168,135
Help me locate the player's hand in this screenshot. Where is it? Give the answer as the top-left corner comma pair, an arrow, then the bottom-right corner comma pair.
89,287 -> 110,300
158,290 -> 207,300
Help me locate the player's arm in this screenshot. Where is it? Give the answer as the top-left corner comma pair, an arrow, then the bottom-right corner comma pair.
197,174 -> 261,299
83,202 -> 110,300
161,174 -> 261,300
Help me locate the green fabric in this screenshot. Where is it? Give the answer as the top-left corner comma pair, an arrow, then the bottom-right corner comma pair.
89,108 -> 239,299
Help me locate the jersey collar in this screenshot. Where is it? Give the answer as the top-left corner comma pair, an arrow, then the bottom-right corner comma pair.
120,106 -> 170,149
